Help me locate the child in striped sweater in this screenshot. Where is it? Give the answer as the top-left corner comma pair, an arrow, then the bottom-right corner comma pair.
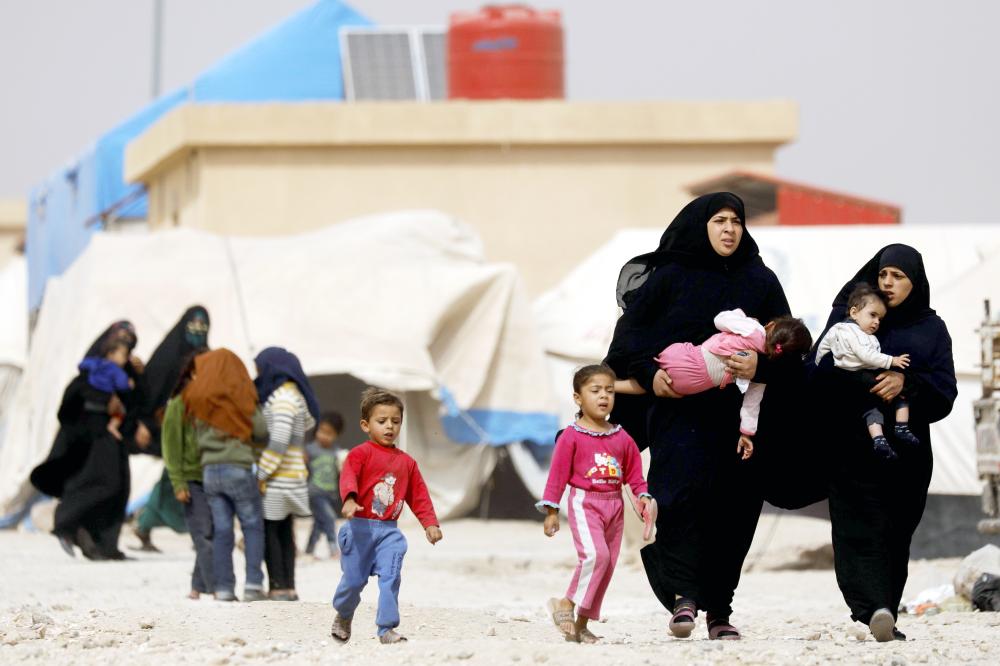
254,347 -> 320,602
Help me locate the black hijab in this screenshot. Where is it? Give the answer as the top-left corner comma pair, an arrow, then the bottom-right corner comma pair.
143,306 -> 211,418
616,192 -> 759,309
85,321 -> 137,358
831,244 -> 935,328
254,347 -> 320,421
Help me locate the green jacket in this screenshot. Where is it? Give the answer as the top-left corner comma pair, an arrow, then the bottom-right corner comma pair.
197,407 -> 268,470
161,396 -> 201,493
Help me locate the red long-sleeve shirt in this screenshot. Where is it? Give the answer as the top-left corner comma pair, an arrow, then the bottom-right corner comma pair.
340,440 -> 438,528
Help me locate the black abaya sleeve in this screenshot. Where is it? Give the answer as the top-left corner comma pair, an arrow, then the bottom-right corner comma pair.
904,318 -> 957,425
56,376 -> 87,425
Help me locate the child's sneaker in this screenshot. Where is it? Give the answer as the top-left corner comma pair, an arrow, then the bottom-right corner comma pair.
872,436 -> 898,461
330,614 -> 352,643
893,424 -> 920,447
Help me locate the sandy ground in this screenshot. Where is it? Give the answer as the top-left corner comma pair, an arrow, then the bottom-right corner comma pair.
1,512 -> 998,665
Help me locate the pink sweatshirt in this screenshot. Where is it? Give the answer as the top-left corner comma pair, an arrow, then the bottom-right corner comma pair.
538,424 -> 650,512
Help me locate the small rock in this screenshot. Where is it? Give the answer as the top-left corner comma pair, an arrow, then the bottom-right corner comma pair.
50,604 -> 72,612
533,654 -> 549,664
139,619 -> 155,630
222,636 -> 246,647
486,626 -> 497,637
453,652 -> 474,660
805,631 -> 822,641
890,657 -> 908,666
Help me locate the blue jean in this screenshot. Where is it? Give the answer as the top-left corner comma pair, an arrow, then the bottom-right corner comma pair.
203,464 -> 265,594
306,491 -> 339,554
332,519 -> 407,636
183,481 -> 214,594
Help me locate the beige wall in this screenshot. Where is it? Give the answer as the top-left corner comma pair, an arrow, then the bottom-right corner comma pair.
128,102 -> 797,295
0,198 -> 26,268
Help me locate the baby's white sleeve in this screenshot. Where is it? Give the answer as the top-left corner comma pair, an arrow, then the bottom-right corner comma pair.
714,309 -> 764,337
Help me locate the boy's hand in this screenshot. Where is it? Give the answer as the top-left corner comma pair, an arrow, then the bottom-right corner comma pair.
175,488 -> 191,503
258,480 -> 267,495
892,354 -> 910,369
342,497 -> 360,519
543,510 -> 560,537
737,434 -> 754,460
425,525 -> 443,545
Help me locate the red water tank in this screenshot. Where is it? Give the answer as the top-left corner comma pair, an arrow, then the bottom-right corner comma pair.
448,5 -> 564,100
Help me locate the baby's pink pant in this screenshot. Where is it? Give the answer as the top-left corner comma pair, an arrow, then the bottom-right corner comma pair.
565,487 -> 624,620
655,342 -> 715,395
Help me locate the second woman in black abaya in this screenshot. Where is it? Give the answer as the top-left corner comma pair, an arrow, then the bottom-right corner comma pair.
604,193 -> 792,639
814,244 -> 956,641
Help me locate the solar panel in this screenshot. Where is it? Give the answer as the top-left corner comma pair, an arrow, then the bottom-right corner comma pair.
341,27 -> 447,102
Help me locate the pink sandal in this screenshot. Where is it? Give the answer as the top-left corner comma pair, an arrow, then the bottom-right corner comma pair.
668,598 -> 697,638
707,616 -> 741,640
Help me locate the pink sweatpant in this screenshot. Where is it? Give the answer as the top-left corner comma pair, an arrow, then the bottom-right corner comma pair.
565,487 -> 624,620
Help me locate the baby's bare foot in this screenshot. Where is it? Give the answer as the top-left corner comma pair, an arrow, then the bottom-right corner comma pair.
378,629 -> 407,644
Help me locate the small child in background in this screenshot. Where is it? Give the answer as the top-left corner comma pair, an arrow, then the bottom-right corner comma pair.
615,309 -> 812,459
330,389 -> 443,645
815,283 -> 914,461
78,340 -> 135,441
538,364 -> 656,644
305,411 -> 345,559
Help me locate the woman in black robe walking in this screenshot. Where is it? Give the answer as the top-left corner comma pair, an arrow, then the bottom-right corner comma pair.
604,193 -> 793,639
814,244 -> 956,641
132,305 -> 210,551
30,321 -> 145,560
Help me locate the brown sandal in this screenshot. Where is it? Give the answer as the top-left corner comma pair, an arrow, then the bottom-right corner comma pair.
546,598 -> 578,642
330,614 -> 352,643
577,627 -> 600,644
378,629 -> 408,644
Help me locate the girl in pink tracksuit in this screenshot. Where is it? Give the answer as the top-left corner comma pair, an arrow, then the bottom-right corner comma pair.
538,364 -> 655,644
615,309 -> 812,460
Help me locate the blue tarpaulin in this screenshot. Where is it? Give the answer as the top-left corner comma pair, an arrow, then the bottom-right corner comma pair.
27,0 -> 370,309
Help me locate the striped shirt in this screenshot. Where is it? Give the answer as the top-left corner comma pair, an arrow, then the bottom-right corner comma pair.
258,381 -> 316,520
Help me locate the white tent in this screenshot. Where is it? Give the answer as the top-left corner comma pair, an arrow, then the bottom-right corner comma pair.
0,255 -> 27,448
0,211 -> 558,522
534,224 -> 1000,497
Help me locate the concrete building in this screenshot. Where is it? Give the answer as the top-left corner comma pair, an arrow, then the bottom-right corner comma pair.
125,100 -> 797,295
0,199 -> 26,267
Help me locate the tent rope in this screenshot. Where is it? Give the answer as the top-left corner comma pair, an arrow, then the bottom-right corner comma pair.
223,236 -> 256,356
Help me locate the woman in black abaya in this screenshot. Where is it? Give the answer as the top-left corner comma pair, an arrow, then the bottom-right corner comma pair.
814,245 -> 956,641
604,193 -> 793,639
132,306 -> 210,551
31,321 -> 143,560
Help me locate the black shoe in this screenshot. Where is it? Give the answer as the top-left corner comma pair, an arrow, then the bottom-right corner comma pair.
132,526 -> 161,553
104,550 -> 133,561
75,528 -> 106,561
872,436 -> 898,461
893,628 -> 907,641
893,425 -> 920,447
54,533 -> 76,558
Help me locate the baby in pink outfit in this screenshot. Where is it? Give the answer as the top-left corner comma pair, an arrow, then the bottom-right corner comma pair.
616,309 -> 812,457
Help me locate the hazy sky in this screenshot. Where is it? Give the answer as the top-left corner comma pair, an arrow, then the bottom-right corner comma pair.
1,0 -> 996,223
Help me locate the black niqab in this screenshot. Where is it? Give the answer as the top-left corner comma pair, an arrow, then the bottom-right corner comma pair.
143,306 -> 211,420
616,192 -> 758,308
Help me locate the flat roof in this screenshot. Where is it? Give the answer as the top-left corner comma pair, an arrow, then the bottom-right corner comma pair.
125,100 -> 798,183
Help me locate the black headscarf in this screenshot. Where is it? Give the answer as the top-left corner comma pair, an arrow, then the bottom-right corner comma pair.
616,192 -> 758,309
254,347 -> 320,420
143,306 -> 211,419
85,321 -> 137,358
830,244 -> 935,328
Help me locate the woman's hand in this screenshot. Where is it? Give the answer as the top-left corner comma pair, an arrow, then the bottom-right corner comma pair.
652,369 -> 682,398
871,370 -> 905,402
726,350 -> 758,380
175,488 -> 191,503
129,354 -> 145,374
737,434 -> 754,460
134,422 -> 152,449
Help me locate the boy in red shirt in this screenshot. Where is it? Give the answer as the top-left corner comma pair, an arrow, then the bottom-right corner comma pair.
330,388 -> 443,645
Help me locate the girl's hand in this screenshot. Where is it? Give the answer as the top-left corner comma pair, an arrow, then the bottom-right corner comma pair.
871,371 -> 905,402
342,497 -> 360,519
175,488 -> 191,503
638,497 -> 657,541
652,369 -> 681,399
543,511 -> 560,537
737,434 -> 754,460
892,354 -> 911,369
726,350 -> 758,380
425,525 -> 443,545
